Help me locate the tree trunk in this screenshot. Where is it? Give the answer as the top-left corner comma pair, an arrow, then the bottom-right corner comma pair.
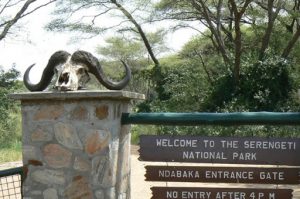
110,0 -> 165,100
228,0 -> 252,84
192,0 -> 230,65
111,0 -> 160,68
258,0 -> 283,60
282,26 -> 300,58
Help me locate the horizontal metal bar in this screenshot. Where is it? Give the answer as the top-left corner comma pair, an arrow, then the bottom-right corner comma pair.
0,166 -> 23,178
121,112 -> 300,125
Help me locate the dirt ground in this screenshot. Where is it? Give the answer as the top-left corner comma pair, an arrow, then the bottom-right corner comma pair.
1,145 -> 300,199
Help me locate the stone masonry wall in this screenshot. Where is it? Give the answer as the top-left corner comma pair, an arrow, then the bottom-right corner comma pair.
21,98 -> 132,199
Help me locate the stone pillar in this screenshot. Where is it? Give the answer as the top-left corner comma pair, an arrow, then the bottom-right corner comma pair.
10,91 -> 144,199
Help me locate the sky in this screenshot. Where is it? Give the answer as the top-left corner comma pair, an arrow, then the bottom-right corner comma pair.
0,2 -> 197,83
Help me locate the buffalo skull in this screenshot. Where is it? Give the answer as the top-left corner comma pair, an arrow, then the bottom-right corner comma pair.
23,50 -> 131,91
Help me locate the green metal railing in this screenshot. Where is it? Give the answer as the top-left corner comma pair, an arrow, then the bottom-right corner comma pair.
122,112 -> 300,125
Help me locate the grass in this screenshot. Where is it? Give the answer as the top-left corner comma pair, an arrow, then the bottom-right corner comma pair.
131,125 -> 158,145
0,141 -> 22,164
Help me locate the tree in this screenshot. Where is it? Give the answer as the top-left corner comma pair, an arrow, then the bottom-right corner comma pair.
96,32 -> 168,104
145,33 -> 300,137
0,0 -> 57,42
47,0 -> 160,68
47,0 -> 170,99
154,0 -> 300,84
177,26 -> 300,112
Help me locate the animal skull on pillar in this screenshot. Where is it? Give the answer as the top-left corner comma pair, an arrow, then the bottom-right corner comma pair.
23,50 -> 131,91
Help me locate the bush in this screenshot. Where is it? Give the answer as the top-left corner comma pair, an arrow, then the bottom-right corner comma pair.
0,67 -> 22,147
204,52 -> 294,112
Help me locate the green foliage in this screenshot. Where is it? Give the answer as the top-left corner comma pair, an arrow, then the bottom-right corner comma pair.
204,52 -> 294,112
241,54 -> 292,110
97,36 -> 145,61
149,55 -> 208,112
154,0 -> 196,20
145,29 -> 169,55
96,36 -> 156,96
203,72 -> 237,111
131,125 -> 158,144
137,31 -> 300,137
0,67 -> 22,148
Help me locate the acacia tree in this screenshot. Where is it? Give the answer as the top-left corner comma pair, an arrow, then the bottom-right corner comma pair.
0,0 -> 57,42
47,0 -> 170,99
155,0 -> 300,84
47,0 -> 160,68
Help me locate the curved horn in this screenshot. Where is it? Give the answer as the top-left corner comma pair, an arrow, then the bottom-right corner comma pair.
71,50 -> 131,90
23,51 -> 71,91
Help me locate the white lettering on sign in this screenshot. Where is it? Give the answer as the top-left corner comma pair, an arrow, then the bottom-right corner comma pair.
162,190 -> 282,199
215,192 -> 275,199
232,152 -> 256,160
167,191 -> 178,198
182,151 -> 227,160
220,140 -> 239,149
205,171 -> 254,180
145,136 -> 300,165
250,192 -> 277,199
203,140 -> 215,148
244,141 -> 296,150
269,193 -> 275,199
159,170 -> 200,179
181,191 -> 211,199
156,139 -> 197,148
215,192 -> 246,199
259,171 -> 284,181
158,190 -> 284,199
